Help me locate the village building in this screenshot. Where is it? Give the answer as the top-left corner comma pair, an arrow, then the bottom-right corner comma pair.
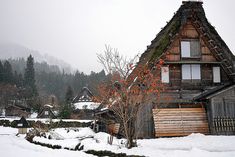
136,1 -> 235,138
5,104 -> 31,118
97,1 -> 235,138
37,104 -> 57,119
37,95 -> 60,119
15,116 -> 30,134
71,87 -> 100,119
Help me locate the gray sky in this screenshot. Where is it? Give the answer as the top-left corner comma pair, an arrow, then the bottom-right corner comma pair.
0,0 -> 234,73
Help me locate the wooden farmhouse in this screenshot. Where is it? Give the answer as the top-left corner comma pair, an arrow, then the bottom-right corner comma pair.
5,104 -> 31,118
131,1 -> 235,138
71,87 -> 100,119
37,104 -> 57,119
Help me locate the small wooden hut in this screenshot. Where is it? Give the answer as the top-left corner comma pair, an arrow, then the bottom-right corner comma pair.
15,116 -> 30,134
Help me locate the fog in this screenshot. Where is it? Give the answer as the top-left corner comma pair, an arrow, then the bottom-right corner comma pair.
0,0 -> 234,73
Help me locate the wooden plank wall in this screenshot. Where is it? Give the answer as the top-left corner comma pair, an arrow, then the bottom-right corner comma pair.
152,108 -> 209,137
107,123 -> 120,134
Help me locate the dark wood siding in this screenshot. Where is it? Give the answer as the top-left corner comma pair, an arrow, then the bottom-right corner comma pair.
208,87 -> 235,135
136,103 -> 155,138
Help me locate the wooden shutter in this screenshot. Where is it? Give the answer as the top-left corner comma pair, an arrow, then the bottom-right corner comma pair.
161,66 -> 169,83
190,40 -> 200,57
213,67 -> 221,83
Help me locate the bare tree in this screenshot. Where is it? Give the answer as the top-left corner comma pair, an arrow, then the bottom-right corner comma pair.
97,45 -> 138,79
97,45 -> 165,148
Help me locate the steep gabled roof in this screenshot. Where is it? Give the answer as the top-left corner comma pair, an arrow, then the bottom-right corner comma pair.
15,116 -> 30,128
72,87 -> 94,103
37,104 -> 57,118
136,1 -> 235,80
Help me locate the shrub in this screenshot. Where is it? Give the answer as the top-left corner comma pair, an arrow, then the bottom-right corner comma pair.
85,150 -> 145,157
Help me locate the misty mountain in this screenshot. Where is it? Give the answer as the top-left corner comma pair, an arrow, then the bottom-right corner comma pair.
0,42 -> 72,73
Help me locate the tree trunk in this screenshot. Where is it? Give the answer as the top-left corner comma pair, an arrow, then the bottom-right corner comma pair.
123,117 -> 137,149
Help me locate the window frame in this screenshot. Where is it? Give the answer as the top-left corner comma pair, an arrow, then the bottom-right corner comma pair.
182,64 -> 201,81
45,111 -> 49,115
180,39 -> 201,58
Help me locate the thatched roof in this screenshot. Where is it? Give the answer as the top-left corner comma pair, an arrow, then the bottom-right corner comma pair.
136,1 -> 235,80
72,87 -> 94,103
15,116 -> 30,128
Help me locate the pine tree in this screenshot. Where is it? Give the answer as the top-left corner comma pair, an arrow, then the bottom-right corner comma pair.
65,85 -> 74,104
0,61 -> 3,82
59,85 -> 74,119
3,61 -> 13,84
14,71 -> 24,87
24,55 -> 38,97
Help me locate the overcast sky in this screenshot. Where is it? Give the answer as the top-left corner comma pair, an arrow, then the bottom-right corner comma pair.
0,0 -> 234,73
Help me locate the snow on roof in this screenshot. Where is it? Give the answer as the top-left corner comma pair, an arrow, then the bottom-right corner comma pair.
100,107 -> 108,111
73,102 -> 100,110
44,104 -> 53,108
30,112 -> 38,118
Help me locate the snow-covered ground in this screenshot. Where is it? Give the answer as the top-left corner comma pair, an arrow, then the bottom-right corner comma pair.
0,126 -> 94,157
1,126 -> 235,157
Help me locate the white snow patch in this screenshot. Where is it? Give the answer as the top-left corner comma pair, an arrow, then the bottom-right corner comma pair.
30,112 -> 38,118
1,126 -> 235,157
0,126 -> 94,157
73,102 -> 100,110
44,104 -> 53,108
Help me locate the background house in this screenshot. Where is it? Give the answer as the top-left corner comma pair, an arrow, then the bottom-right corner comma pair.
5,104 -> 31,118
37,104 -> 57,119
71,87 -> 100,119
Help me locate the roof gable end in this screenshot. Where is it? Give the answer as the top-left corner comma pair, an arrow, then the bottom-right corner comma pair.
138,1 -> 235,81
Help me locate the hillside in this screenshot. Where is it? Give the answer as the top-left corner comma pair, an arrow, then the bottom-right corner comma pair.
0,42 -> 72,73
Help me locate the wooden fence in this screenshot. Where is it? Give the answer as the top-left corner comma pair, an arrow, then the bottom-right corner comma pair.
152,108 -> 209,137
213,117 -> 235,135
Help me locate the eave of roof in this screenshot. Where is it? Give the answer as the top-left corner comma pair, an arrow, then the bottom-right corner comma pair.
193,83 -> 234,101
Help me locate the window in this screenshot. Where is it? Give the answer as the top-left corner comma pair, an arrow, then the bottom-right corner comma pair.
182,64 -> 201,80
181,40 -> 200,58
17,123 -> 23,127
161,66 -> 169,83
45,111 -> 49,115
213,67 -> 221,83
83,105 -> 88,109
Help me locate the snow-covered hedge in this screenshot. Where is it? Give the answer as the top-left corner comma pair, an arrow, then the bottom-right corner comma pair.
30,139 -> 144,157
85,150 -> 144,157
0,119 -> 92,128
